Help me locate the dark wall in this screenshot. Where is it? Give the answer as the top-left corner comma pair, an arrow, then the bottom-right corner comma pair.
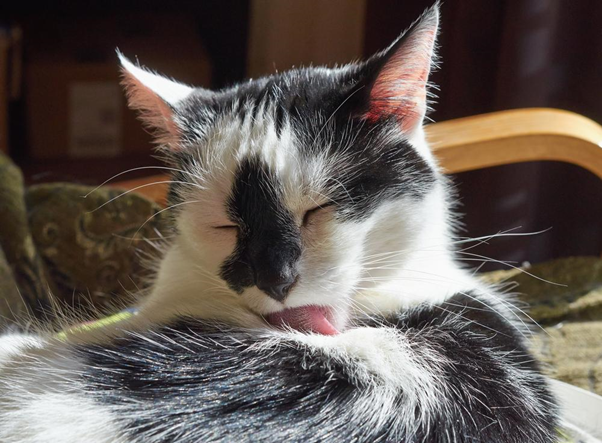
1,1 -> 250,184
0,0 -> 250,89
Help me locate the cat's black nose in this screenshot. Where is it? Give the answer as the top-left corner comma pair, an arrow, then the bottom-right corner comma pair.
257,273 -> 298,302
249,234 -> 302,302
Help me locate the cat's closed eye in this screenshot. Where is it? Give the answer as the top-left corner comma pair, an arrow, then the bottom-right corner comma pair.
214,225 -> 238,231
302,204 -> 332,227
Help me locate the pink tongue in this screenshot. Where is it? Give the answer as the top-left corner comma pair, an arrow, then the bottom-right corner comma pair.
267,305 -> 339,335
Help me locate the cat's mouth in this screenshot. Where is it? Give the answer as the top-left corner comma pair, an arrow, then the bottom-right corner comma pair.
266,305 -> 339,335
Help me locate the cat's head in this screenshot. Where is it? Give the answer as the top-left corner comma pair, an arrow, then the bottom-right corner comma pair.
121,6 -> 447,334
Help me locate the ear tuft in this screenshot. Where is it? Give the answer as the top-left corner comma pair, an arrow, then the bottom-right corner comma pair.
118,52 -> 194,147
364,4 -> 439,133
118,52 -> 193,106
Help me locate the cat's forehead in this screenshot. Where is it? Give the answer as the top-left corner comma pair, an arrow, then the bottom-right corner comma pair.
220,67 -> 353,114
177,101 -> 331,215
176,68 -> 347,176
173,88 -> 437,223
179,66 -> 358,141
175,69 -> 436,221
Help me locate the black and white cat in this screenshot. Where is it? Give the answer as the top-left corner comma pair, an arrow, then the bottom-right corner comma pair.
0,5 -> 558,442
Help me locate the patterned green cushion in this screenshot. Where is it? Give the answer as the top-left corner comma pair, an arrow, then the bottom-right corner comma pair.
0,152 -> 168,325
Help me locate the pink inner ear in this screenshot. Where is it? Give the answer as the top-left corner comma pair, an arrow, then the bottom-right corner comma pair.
121,70 -> 181,148
365,25 -> 436,133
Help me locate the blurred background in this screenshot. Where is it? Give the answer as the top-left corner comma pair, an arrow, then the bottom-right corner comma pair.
0,0 -> 601,270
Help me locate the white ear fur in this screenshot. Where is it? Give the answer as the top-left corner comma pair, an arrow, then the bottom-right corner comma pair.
118,53 -> 193,106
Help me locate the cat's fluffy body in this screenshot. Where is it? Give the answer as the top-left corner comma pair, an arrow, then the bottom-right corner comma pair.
0,6 -> 558,442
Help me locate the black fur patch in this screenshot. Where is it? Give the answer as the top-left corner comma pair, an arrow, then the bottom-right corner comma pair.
78,291 -> 557,443
219,157 -> 302,294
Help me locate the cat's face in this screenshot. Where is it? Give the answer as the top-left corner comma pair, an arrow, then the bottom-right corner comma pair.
121,6 -> 441,333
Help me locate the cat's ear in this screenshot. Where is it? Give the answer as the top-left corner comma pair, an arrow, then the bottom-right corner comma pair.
118,52 -> 194,145
362,5 -> 439,133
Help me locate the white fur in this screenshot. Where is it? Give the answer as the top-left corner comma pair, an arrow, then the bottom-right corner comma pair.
118,53 -> 193,106
0,336 -> 126,442
0,392 -> 126,443
0,334 -> 44,368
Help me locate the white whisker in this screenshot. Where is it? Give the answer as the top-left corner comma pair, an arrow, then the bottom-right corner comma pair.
83,165 -> 202,198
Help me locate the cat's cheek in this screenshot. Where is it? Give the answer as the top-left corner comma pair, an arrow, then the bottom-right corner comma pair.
296,221 -> 367,311
204,230 -> 237,254
185,227 -> 238,270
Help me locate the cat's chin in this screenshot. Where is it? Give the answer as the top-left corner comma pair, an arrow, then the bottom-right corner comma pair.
266,305 -> 340,335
